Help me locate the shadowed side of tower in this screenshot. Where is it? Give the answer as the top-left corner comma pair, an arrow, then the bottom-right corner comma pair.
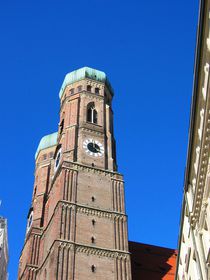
17,67 -> 132,280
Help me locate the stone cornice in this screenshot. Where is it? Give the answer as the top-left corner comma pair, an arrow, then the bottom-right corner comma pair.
49,154 -> 123,190
186,20 -> 210,226
80,126 -> 104,136
35,160 -> 52,170
19,264 -> 38,280
26,264 -> 38,269
57,239 -> 130,259
62,160 -> 123,179
80,91 -> 105,101
36,238 -> 130,273
190,95 -> 210,227
75,244 -> 129,259
30,199 -> 127,248
60,200 -> 127,219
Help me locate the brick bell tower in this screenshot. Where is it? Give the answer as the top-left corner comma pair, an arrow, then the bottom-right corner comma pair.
18,67 -> 132,280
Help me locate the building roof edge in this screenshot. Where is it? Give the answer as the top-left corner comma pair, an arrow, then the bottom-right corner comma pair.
35,132 -> 58,160
58,66 -> 114,99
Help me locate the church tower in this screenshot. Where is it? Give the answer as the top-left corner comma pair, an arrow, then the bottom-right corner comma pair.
18,67 -> 132,280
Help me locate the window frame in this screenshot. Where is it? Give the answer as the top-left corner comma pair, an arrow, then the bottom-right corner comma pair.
87,103 -> 98,124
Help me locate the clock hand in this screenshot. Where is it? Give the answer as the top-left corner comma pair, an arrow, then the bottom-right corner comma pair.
93,141 -> 97,151
96,146 -> 100,152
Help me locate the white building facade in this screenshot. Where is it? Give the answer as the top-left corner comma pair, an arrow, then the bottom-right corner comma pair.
0,218 -> 8,280
176,1 -> 210,279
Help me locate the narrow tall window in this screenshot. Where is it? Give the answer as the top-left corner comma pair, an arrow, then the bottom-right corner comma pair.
87,103 -> 97,124
33,186 -> 37,198
55,152 -> 61,168
91,236 -> 95,244
69,88 -> 74,95
93,109 -> 97,123
27,210 -> 33,232
49,152 -> 54,158
95,87 -> 100,94
87,85 -> 92,92
77,85 -> 82,92
91,265 -> 96,272
59,119 -> 64,134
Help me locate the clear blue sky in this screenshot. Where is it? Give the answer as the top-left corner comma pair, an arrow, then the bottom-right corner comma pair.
0,0 -> 199,278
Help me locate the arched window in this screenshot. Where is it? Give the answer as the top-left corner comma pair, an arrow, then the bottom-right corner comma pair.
95,87 -> 100,94
77,85 -> 82,92
87,85 -> 92,92
54,145 -> 62,172
27,209 -> 33,233
59,119 -> 64,134
87,103 -> 97,124
91,265 -> 96,272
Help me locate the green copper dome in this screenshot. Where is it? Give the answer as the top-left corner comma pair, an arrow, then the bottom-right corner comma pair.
59,66 -> 113,99
35,132 -> 58,159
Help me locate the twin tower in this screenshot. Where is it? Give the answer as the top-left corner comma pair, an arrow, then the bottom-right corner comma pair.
18,67 -> 132,280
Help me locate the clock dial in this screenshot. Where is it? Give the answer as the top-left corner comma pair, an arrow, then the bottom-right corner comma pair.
83,139 -> 104,157
87,142 -> 100,153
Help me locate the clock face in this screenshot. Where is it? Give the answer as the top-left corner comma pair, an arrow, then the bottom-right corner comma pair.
83,139 -> 104,157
